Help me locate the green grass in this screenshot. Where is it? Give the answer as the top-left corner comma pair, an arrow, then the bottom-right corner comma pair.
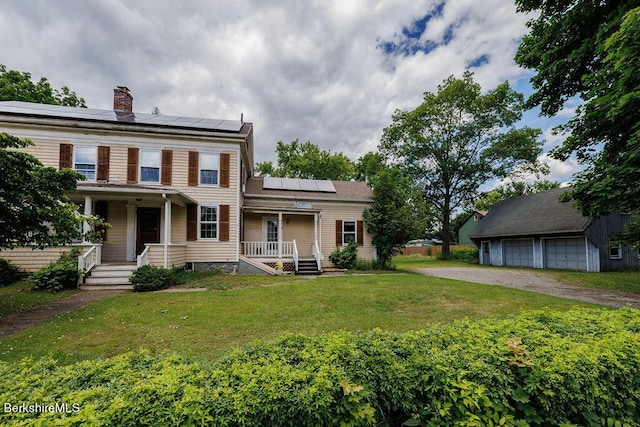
0,280 -> 77,317
0,272 -> 595,365
545,270 -> 640,294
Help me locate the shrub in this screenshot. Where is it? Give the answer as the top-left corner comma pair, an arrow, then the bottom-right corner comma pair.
30,248 -> 80,291
0,258 -> 23,287
351,259 -> 390,271
131,265 -> 180,292
1,308 -> 639,426
437,246 -> 479,263
329,240 -> 358,269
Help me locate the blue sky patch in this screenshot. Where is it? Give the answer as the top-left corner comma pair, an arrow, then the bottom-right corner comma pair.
466,54 -> 490,69
378,2 -> 449,57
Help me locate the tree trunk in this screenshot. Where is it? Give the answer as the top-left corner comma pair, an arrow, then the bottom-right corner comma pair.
441,197 -> 451,259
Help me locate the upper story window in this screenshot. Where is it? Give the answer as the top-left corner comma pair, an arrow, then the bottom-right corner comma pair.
140,150 -> 161,183
74,146 -> 97,180
343,220 -> 356,245
200,153 -> 219,185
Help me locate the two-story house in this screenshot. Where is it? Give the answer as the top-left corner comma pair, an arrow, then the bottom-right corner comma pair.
0,87 -> 374,288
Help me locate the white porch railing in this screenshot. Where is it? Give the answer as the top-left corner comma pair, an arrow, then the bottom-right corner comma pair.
137,245 -> 150,267
243,241 -> 295,257
292,239 -> 299,271
77,244 -> 102,286
313,240 -> 322,273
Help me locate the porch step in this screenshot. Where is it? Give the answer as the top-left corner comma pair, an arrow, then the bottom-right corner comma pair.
296,259 -> 321,275
80,264 -> 136,290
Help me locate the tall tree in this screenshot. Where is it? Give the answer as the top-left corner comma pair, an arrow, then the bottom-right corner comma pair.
254,140 -> 356,181
474,180 -> 560,211
355,151 -> 386,183
515,2 -> 640,246
380,72 -> 544,258
363,167 -> 428,268
0,64 -> 86,107
0,133 -> 88,248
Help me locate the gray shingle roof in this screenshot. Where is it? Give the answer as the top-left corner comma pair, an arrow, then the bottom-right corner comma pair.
468,187 -> 590,239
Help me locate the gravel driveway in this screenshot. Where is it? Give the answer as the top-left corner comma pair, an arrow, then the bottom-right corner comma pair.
413,267 -> 640,308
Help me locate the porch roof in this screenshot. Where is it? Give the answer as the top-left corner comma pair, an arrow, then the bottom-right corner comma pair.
73,182 -> 197,205
242,205 -> 321,215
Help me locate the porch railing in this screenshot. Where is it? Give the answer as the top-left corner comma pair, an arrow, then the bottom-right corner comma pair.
243,241 -> 295,257
137,245 -> 150,267
313,240 -> 322,273
292,240 -> 299,271
77,244 -> 102,286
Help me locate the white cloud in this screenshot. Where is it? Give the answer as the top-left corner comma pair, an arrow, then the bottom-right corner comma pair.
1,0 -> 559,167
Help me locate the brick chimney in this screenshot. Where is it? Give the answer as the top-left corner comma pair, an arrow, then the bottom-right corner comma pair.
113,86 -> 133,112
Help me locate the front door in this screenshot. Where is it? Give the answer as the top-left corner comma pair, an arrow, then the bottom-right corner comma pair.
136,207 -> 161,255
263,218 -> 279,255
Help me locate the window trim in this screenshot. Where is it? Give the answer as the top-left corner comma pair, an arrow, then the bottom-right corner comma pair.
73,145 -> 97,181
139,149 -> 161,184
198,203 -> 219,241
199,152 -> 220,186
342,219 -> 357,246
610,243 -> 623,260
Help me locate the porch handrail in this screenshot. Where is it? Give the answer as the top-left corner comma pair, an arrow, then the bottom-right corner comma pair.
137,245 -> 150,267
313,240 -> 322,273
243,241 -> 295,257
77,244 -> 101,286
292,239 -> 299,271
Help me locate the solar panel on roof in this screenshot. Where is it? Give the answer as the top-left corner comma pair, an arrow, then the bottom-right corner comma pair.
0,101 -> 245,133
262,177 -> 336,193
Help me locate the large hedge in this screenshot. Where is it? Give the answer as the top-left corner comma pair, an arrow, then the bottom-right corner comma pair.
1,308 -> 639,426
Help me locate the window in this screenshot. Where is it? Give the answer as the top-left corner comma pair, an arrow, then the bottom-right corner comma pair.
140,150 -> 161,183
200,153 -> 219,185
74,146 -> 97,180
610,243 -> 622,260
343,220 -> 356,245
199,205 -> 218,239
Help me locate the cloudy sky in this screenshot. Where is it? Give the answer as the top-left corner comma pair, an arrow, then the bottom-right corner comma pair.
1,0 -> 581,184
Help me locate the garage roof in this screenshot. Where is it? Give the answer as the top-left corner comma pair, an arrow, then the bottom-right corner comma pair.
469,187 -> 590,239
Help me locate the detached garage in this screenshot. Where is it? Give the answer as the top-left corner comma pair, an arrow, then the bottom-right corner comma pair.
469,188 -> 640,272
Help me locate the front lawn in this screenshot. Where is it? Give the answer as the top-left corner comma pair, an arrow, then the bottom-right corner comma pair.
0,272 -> 595,365
0,280 -> 77,317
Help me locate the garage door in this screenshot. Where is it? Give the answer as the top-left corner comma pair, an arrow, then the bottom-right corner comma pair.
544,237 -> 587,270
503,239 -> 534,267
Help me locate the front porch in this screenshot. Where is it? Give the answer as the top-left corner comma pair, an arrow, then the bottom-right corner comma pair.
242,208 -> 323,274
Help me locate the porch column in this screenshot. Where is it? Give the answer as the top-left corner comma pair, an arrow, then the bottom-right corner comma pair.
126,204 -> 136,262
83,195 -> 92,242
278,212 -> 283,258
163,194 -> 172,268
314,212 -> 319,247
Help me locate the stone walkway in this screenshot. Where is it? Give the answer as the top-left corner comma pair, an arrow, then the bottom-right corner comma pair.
413,267 -> 640,308
0,290 -> 126,336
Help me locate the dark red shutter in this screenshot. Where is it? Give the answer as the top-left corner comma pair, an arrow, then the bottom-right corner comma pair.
187,203 -> 197,241
188,151 -> 199,186
94,200 -> 108,241
220,153 -> 230,188
127,147 -> 139,184
219,205 -> 230,241
97,146 -> 110,181
335,220 -> 343,246
59,143 -> 73,169
357,220 -> 364,246
161,149 -> 172,185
